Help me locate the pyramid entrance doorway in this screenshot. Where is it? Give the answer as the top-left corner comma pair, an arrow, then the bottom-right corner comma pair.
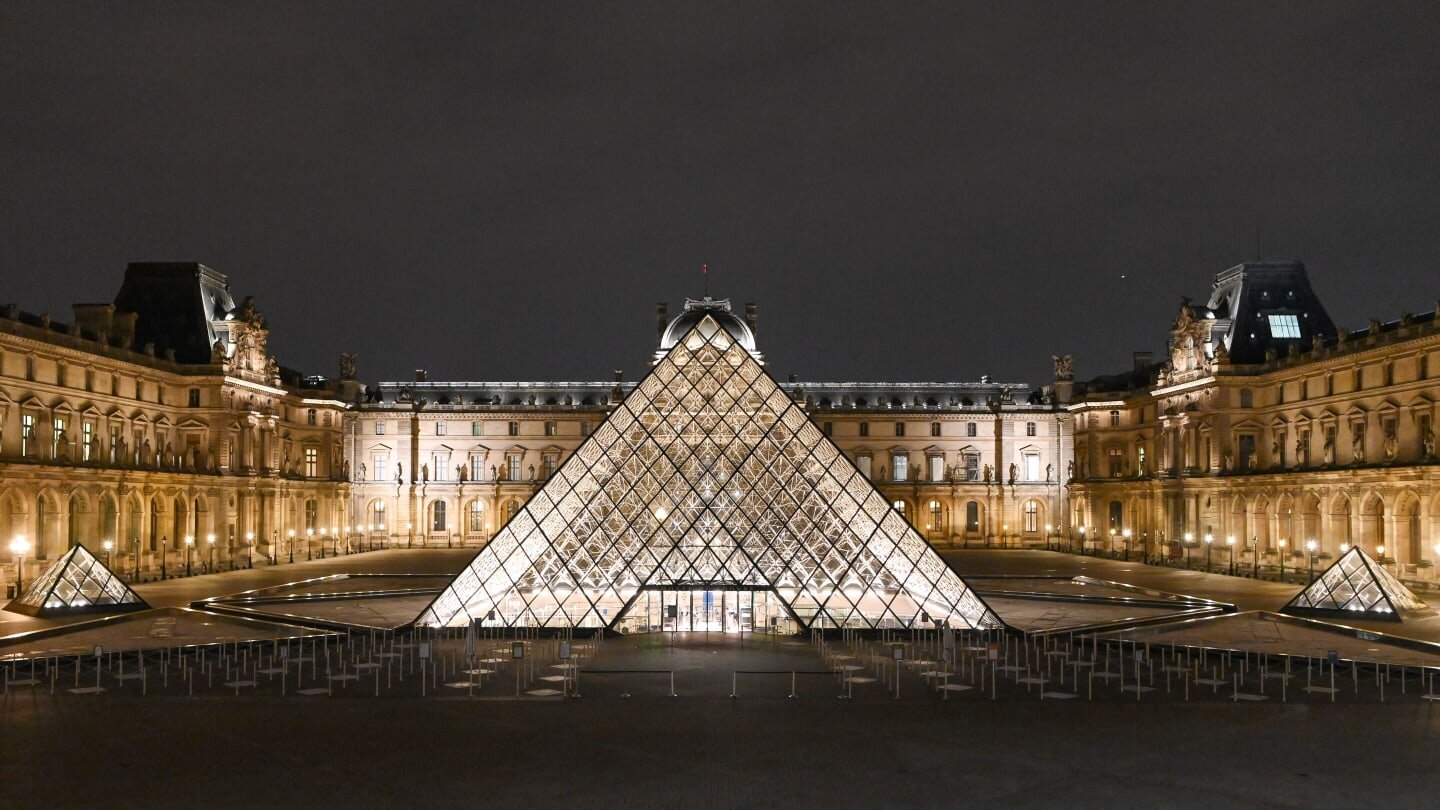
613,586 -> 796,634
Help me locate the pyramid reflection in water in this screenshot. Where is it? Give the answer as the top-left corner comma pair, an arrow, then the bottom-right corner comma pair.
418,314 -> 1000,631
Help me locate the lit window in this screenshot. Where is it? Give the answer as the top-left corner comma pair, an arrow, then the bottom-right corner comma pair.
375,421 -> 386,435
304,499 -> 318,531
470,455 -> 485,480
82,423 -> 93,462
856,454 -> 872,478
545,421 -> 557,437
929,500 -> 943,531
507,455 -> 521,480
1026,422 -> 1037,437
508,421 -> 519,436
891,453 -> 908,482
1023,500 -> 1039,533
542,453 -> 558,478
1268,314 -> 1301,338
1024,453 -> 1040,481
468,501 -> 484,533
304,447 -> 318,477
964,454 -> 979,481
371,501 -> 386,529
472,421 -> 483,436
436,421 -> 447,436
929,456 -> 944,481
432,501 -> 447,532
1109,411 -> 1120,427
52,417 -> 66,458
373,454 -> 389,481
306,409 -> 317,426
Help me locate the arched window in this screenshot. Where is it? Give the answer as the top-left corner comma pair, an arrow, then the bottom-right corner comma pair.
431,501 -> 447,532
965,502 -> 980,532
304,499 -> 318,532
891,500 -> 907,518
371,500 -> 386,529
928,499 -> 943,532
504,499 -> 519,524
468,501 -> 484,533
1023,500 -> 1040,533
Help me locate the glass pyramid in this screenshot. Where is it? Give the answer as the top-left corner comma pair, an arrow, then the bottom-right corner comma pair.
417,314 -> 1001,631
1282,546 -> 1432,621
6,543 -> 148,617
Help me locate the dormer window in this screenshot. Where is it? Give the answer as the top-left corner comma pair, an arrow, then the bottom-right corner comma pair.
1268,314 -> 1301,338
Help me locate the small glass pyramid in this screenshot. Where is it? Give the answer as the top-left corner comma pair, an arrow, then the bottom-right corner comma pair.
6,543 -> 148,617
417,314 -> 1001,631
1282,546 -> 1431,621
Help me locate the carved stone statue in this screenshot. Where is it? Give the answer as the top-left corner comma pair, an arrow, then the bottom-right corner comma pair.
1383,431 -> 1399,463
1222,451 -> 1234,472
141,439 -> 153,467
457,464 -> 467,482
55,430 -> 71,461
339,353 -> 359,381
1323,435 -> 1334,465
1351,427 -> 1366,465
490,464 -> 497,480
421,463 -> 429,483
358,462 -> 366,482
498,463 -> 508,481
1295,436 -> 1305,466
1007,463 -> 1018,485
982,464 -> 992,484
396,462 -> 403,482
1246,448 -> 1258,472
528,464 -> 536,481
1066,459 -> 1075,481
1052,354 -> 1075,381
1423,427 -> 1436,460
89,434 -> 101,462
1271,439 -> 1282,470
1045,463 -> 1053,483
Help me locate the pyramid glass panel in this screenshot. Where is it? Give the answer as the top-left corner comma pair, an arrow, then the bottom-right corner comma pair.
1282,546 -> 1432,621
6,544 -> 148,617
417,314 -> 1001,631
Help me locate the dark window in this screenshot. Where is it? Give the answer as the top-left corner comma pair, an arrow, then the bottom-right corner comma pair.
188,388 -> 200,407
859,422 -> 869,437
930,422 -> 941,437
895,422 -> 905,437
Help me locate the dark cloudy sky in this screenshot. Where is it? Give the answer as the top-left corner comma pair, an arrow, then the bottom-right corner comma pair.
3,1 -> 1439,387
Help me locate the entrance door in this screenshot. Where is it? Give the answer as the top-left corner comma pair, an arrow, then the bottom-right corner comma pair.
614,589 -> 792,634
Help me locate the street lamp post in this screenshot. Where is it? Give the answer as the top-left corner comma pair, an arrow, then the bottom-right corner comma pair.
206,534 -> 216,573
288,529 -> 296,563
1226,535 -> 1235,576
132,536 -> 141,581
331,527 -> 339,558
10,535 -> 30,595
1306,539 -> 1317,584
306,528 -> 314,560
1045,524 -> 1053,551
1122,528 -> 1132,562
1277,539 -> 1287,581
1077,526 -> 1086,555
103,539 -> 114,570
1203,533 -> 1214,573
246,532 -> 254,569
1109,528 -> 1117,559
1251,536 -> 1259,578
1184,532 -> 1193,569
184,535 -> 194,577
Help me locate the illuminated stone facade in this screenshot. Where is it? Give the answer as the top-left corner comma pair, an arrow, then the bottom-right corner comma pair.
0,263 -> 350,587
1067,262 -> 1440,579
347,299 -> 1070,552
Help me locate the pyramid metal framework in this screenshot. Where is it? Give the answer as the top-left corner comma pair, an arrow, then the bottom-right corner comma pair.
5,544 -> 148,617
417,315 -> 1001,631
1281,546 -> 1432,622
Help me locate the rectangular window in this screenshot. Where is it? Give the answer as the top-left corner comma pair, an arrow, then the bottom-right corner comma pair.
470,455 -> 485,481
375,420 -> 386,435
373,454 -> 389,481
432,453 -> 448,481
1109,410 -> 1120,427
507,455 -> 521,481
1268,314 -> 1301,338
542,453 -> 558,478
1024,453 -> 1040,482
306,409 -> 317,425
508,421 -> 519,437
52,417 -> 66,458
188,388 -> 200,407
856,455 -> 872,478
580,421 -> 592,436
966,423 -> 976,437
895,422 -> 905,437
930,422 -> 941,437
109,425 -> 121,463
436,421 -> 447,436
1026,422 -> 1037,437
545,421 -> 557,437
305,500 -> 318,532
928,456 -> 944,482
304,447 -> 318,477
1420,354 -> 1430,380
964,453 -> 979,481
472,421 -> 483,436
859,422 -> 869,437
823,422 -> 833,436
891,453 -> 908,482
1107,448 -> 1123,478
82,423 -> 93,462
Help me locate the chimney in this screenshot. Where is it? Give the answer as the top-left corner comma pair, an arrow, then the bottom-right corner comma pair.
415,369 -> 427,382
745,303 -> 757,334
788,373 -> 797,384
613,369 -> 623,383
1133,351 -> 1153,371
656,302 -> 668,341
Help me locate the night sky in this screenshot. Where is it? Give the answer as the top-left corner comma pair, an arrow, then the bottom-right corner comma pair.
4,2 -> 1439,389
